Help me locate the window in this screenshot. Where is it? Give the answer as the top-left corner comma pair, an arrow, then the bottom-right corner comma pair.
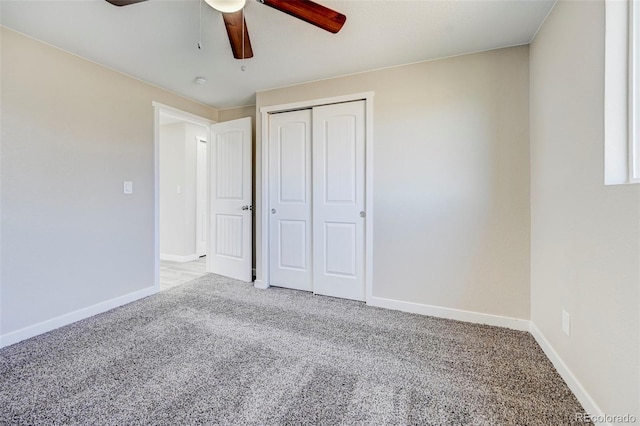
605,0 -> 640,184
630,0 -> 640,181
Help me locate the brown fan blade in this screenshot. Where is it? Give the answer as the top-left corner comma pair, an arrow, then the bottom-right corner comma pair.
261,0 -> 346,34
222,11 -> 254,59
105,0 -> 147,6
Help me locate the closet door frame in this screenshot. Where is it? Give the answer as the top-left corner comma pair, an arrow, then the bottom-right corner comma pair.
258,92 -> 375,303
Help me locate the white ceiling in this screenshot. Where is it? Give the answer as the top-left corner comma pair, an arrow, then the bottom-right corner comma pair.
0,0 -> 555,109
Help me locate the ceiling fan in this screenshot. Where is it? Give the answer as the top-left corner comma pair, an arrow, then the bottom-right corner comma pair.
105,0 -> 346,60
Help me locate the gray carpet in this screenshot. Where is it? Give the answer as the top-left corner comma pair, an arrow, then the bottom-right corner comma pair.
1,274 -> 588,425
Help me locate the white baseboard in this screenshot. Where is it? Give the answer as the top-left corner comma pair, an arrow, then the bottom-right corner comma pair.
368,297 -> 607,423
0,286 -> 157,349
529,323 -> 609,425
367,296 -> 530,331
160,253 -> 199,262
254,279 -> 269,290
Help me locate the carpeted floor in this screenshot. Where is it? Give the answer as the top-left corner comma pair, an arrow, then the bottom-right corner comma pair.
1,274 -> 588,425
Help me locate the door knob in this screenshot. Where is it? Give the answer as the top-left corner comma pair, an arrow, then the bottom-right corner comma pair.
271,208 -> 276,214
360,211 -> 366,218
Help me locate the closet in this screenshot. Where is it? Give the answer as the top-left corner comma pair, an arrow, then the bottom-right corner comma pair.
268,100 -> 366,301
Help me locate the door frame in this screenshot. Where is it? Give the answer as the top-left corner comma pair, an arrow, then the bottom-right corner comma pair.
152,102 -> 214,292
195,136 -> 208,258
258,92 -> 375,302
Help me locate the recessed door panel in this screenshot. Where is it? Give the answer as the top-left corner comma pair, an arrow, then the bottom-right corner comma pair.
215,214 -> 243,259
324,116 -> 357,204
324,222 -> 356,277
279,220 -> 307,270
216,132 -> 243,200
269,109 -> 313,291
279,125 -> 308,203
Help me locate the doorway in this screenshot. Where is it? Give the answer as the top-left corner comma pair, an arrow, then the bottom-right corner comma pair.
260,94 -> 373,302
157,109 -> 210,290
153,103 -> 254,291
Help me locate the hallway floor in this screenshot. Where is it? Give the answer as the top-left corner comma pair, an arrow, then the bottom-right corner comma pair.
160,256 -> 208,291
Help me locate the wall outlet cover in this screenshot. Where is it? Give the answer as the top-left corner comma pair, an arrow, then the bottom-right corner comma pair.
123,181 -> 133,195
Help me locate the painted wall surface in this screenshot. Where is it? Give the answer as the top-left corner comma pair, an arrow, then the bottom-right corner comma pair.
530,0 -> 640,417
256,46 -> 531,320
159,122 -> 207,259
183,123 -> 205,257
219,106 -> 256,128
160,124 -> 186,256
0,27 -> 218,336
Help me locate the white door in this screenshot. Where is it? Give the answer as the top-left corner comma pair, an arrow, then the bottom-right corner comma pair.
312,101 -> 366,301
196,137 -> 208,257
208,117 -> 253,282
269,109 -> 313,291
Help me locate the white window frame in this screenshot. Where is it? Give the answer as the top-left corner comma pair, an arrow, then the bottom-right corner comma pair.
605,0 -> 640,184
630,0 -> 640,182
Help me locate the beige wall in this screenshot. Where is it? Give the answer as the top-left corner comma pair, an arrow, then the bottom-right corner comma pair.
219,105 -> 256,123
530,0 -> 640,417
0,27 -> 218,335
256,46 -> 531,319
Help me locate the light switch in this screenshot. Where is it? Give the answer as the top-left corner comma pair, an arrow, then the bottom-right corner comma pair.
123,181 -> 133,195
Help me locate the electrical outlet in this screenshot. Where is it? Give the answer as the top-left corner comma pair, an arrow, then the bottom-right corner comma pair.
562,310 -> 571,336
123,181 -> 133,195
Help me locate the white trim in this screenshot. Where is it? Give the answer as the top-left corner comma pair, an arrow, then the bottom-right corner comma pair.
604,0 -> 640,185
152,101 -> 215,127
529,323 -> 609,425
605,0 -> 631,185
153,104 -> 161,293
629,0 -> 640,182
159,253 -> 200,263
369,296 -> 607,424
254,279 -> 269,290
258,92 -> 375,297
195,135 -> 209,258
258,109 -> 270,289
0,286 -> 157,349
364,96 -> 374,304
368,296 -> 530,331
259,92 -> 374,115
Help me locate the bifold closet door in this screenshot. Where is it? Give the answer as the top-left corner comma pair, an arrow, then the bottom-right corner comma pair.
268,109 -> 313,291
312,100 -> 366,301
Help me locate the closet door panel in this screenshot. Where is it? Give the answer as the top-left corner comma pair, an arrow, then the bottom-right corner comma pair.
312,101 -> 366,301
269,109 -> 313,291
